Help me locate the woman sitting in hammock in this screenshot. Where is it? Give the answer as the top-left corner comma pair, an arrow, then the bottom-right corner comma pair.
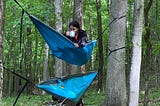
64,20 -> 87,74
64,21 -> 88,48
64,21 -> 87,106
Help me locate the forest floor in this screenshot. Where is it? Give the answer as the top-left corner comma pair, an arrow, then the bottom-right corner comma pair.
2,88 -> 105,106
2,83 -> 160,106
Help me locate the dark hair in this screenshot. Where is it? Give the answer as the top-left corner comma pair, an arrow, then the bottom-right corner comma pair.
69,21 -> 81,30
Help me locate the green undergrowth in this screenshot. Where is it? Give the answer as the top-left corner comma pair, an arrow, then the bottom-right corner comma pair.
3,88 -> 160,106
139,89 -> 160,106
2,88 -> 105,106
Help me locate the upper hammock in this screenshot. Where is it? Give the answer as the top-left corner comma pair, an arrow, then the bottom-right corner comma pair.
29,15 -> 96,66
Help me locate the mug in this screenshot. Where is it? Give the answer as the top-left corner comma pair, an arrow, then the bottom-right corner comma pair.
69,31 -> 75,37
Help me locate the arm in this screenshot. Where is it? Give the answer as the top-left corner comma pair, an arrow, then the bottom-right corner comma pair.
78,31 -> 88,47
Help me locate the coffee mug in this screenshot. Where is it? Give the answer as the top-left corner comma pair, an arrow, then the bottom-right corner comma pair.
69,31 -> 75,37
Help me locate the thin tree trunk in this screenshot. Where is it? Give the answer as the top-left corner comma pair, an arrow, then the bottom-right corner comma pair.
129,0 -> 144,106
43,44 -> 49,81
153,0 -> 160,89
33,29 -> 38,82
0,0 -> 6,104
43,12 -> 50,81
26,27 -> 33,94
73,0 -> 84,28
53,0 -> 65,77
96,0 -> 103,91
143,0 -> 153,105
73,0 -> 84,73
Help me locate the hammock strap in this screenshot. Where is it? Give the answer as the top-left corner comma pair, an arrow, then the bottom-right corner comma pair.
14,0 -> 30,15
13,81 -> 29,106
107,46 -> 125,58
3,66 -> 35,106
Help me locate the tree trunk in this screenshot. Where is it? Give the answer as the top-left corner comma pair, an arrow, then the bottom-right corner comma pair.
105,0 -> 127,106
143,0 -> 153,106
73,0 -> 84,28
33,29 -> 38,82
89,14 -> 94,70
73,0 -> 84,73
26,27 -> 33,94
153,0 -> 160,89
129,0 -> 144,106
53,0 -> 65,77
96,0 -> 104,91
0,0 -> 5,104
43,13 -> 51,81
43,44 -> 49,80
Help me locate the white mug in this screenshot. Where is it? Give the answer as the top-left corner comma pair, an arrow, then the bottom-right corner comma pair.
69,31 -> 75,37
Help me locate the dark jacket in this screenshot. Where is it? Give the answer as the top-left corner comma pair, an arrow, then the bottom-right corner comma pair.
65,30 -> 88,47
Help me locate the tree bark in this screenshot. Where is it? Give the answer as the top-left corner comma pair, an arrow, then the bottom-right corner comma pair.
0,0 -> 6,105
105,0 -> 127,106
143,0 -> 153,106
53,0 -> 65,77
74,0 -> 84,73
96,0 -> 103,91
129,0 -> 144,106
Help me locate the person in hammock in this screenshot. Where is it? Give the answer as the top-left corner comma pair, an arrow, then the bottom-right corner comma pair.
64,20 -> 87,74
64,21 -> 88,48
64,21 -> 87,106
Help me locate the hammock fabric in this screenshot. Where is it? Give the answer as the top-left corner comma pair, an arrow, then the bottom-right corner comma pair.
37,71 -> 98,104
29,15 -> 96,66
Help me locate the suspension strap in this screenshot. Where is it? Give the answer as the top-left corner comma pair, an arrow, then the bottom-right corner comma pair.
107,46 -> 125,58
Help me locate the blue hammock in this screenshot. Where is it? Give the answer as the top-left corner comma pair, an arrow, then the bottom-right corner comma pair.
37,71 -> 97,104
29,15 -> 96,66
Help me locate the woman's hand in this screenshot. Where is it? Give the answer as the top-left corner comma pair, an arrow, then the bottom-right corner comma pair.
74,43 -> 79,48
66,31 -> 70,36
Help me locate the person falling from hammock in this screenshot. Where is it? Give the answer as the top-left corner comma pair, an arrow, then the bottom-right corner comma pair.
64,21 -> 88,74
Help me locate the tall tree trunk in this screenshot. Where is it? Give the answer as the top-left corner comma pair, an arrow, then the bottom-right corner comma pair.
89,11 -> 94,70
53,0 -> 65,77
154,0 -> 160,88
43,44 -> 49,80
129,0 -> 144,106
26,27 -> 33,94
43,12 -> 51,81
105,0 -> 127,106
33,29 -> 38,82
73,0 -> 84,73
0,0 -> 6,105
73,0 -> 84,28
143,0 -> 153,106
96,0 -> 103,91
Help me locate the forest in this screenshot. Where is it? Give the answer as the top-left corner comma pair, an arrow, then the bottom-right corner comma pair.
0,0 -> 160,106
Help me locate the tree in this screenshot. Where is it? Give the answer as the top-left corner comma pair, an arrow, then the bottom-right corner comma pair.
142,0 -> 152,105
96,0 -> 104,91
105,0 -> 127,105
129,0 -> 144,106
73,0 -> 84,28
66,0 -> 84,74
43,1 -> 51,82
53,0 -> 65,77
0,0 -> 6,105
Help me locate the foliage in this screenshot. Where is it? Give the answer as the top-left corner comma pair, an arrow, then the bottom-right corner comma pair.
139,89 -> 160,106
2,88 -> 105,106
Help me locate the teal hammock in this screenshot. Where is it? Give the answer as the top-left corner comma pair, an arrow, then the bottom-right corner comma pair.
29,15 -> 96,66
37,71 -> 98,104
